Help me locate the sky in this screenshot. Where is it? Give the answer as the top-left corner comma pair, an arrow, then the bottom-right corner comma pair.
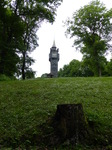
30,0 -> 112,77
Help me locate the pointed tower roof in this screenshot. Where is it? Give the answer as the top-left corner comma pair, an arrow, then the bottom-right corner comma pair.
52,40 -> 56,47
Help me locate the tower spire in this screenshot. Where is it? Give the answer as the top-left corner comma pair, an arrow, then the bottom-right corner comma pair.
53,40 -> 56,47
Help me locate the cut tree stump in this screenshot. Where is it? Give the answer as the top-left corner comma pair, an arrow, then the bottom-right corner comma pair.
52,103 -> 89,145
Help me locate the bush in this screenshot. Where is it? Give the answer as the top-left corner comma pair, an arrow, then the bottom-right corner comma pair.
0,74 -> 16,81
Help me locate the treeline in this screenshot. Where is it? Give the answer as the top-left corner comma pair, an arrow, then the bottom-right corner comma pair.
0,0 -> 62,79
58,59 -> 112,77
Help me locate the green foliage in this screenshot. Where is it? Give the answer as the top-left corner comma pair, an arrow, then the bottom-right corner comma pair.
25,69 -> 36,79
65,0 -> 112,76
58,58 -> 112,77
0,77 -> 112,149
0,3 -> 21,77
58,59 -> 94,77
0,74 -> 12,81
105,59 -> 112,76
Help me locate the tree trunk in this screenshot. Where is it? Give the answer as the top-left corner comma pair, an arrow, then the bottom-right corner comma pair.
52,104 -> 89,145
98,65 -> 102,77
22,51 -> 25,80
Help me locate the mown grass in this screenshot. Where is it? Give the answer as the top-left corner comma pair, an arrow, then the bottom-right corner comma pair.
0,77 -> 112,149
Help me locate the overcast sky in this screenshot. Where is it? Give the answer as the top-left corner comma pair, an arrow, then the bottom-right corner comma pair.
30,0 -> 112,77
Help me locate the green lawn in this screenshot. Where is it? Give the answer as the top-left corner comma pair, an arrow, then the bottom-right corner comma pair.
0,77 -> 112,149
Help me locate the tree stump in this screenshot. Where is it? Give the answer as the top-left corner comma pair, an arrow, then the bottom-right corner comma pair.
52,104 -> 89,145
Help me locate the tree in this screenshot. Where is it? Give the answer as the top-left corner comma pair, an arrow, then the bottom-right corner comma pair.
58,64 -> 70,77
65,0 -> 112,76
68,59 -> 82,77
81,59 -> 94,77
105,59 -> 112,76
0,2 -> 23,77
16,54 -> 36,79
58,59 -> 94,77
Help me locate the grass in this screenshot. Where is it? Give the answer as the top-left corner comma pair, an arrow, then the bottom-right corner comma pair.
0,77 -> 112,149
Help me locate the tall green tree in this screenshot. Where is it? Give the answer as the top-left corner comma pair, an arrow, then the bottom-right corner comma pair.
65,0 -> 112,76
0,2 -> 23,77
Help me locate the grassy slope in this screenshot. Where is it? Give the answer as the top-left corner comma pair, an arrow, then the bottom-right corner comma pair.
0,77 -> 112,148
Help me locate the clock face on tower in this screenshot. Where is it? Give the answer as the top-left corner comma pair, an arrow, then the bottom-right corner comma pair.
52,52 -> 57,58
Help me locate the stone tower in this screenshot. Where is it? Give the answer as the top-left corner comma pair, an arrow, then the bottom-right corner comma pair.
49,41 -> 59,77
